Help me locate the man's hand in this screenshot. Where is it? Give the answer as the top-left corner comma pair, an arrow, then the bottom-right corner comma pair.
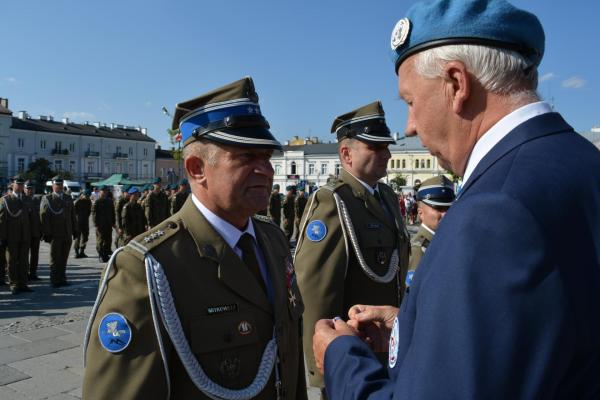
313,318 -> 358,374
346,305 -> 399,353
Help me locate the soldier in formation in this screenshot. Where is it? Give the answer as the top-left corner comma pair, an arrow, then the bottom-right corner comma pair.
120,186 -> 146,245
170,178 -> 190,215
24,180 -> 42,280
114,186 -> 130,248
282,185 -> 295,242
268,183 -> 281,226
145,177 -> 169,228
294,185 -> 307,240
294,101 -> 410,399
73,189 -> 92,258
92,185 -> 115,262
40,176 -> 77,288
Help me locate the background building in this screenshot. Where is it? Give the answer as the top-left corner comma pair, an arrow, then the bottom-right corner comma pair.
155,146 -> 182,185
0,98 -> 156,186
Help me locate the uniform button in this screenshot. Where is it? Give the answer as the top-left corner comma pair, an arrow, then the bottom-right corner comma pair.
168,221 -> 177,229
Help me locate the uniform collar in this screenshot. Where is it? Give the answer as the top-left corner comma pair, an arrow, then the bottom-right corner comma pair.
421,223 -> 435,236
342,168 -> 380,195
462,101 -> 552,186
191,194 -> 256,251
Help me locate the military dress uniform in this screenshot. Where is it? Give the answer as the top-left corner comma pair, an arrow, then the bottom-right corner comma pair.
268,185 -> 282,227
92,188 -> 116,262
24,181 -> 42,279
73,191 -> 92,258
40,177 -> 77,287
170,179 -> 190,215
0,177 -> 32,293
83,77 -> 307,400
146,179 -> 170,228
294,190 -> 307,240
121,189 -> 147,245
114,189 -> 129,248
294,102 -> 410,393
282,188 -> 295,242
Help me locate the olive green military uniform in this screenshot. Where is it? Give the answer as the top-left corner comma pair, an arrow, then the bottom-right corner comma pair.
0,193 -> 31,290
268,192 -> 281,227
73,195 -> 92,256
0,243 -> 5,285
114,195 -> 128,247
83,198 -> 307,399
121,200 -> 146,245
170,190 -> 189,215
294,193 -> 307,240
40,192 -> 77,285
282,193 -> 295,241
294,169 -> 410,388
24,194 -> 42,278
145,189 -> 169,228
408,225 -> 434,272
92,197 -> 115,261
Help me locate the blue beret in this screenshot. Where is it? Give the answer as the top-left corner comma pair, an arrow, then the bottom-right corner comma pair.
153,177 -> 161,184
128,186 -> 140,195
172,77 -> 282,150
390,0 -> 545,72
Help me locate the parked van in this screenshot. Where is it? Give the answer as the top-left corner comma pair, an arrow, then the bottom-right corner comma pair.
45,180 -> 85,199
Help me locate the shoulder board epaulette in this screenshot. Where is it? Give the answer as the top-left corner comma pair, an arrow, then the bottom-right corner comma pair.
125,217 -> 181,260
252,214 -> 273,224
319,180 -> 345,193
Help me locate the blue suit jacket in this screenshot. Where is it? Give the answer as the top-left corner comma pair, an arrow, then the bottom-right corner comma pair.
324,112 -> 600,399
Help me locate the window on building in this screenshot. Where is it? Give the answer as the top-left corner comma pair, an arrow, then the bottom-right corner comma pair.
104,162 -> 110,174
391,160 -> 395,169
17,138 -> 24,148
427,159 -> 431,169
402,159 -> 406,169
69,160 -> 76,172
87,162 -> 94,173
421,159 -> 425,168
290,161 -> 297,175
335,163 -> 340,176
308,163 -> 315,175
40,140 -> 46,149
129,147 -> 133,156
69,143 -> 75,152
54,160 -> 63,171
414,159 -> 419,168
274,164 -> 282,175
17,158 -> 25,172
116,146 -> 121,154
54,141 -> 62,150
143,148 -> 148,156
320,163 -> 328,175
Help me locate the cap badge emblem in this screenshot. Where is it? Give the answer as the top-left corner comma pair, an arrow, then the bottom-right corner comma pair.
391,18 -> 411,50
238,321 -> 253,335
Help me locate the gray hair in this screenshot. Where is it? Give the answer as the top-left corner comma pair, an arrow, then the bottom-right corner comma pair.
182,139 -> 219,167
415,44 -> 540,105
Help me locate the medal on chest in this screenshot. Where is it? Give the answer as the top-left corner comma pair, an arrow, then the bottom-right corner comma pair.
285,256 -> 297,307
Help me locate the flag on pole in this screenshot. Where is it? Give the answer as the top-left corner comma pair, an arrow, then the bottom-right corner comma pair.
174,132 -> 182,142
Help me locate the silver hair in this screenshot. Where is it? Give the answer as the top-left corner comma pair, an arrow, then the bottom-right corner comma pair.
182,139 -> 219,167
415,44 -> 540,105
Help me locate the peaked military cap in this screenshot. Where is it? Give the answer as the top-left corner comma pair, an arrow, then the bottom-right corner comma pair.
172,77 -> 282,150
51,175 -> 64,184
416,175 -> 455,207
390,0 -> 545,72
273,184 -> 280,190
12,174 -> 25,184
25,180 -> 35,188
331,101 -> 395,144
152,177 -> 161,184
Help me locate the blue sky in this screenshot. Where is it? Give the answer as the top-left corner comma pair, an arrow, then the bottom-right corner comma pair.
1,0 -> 598,149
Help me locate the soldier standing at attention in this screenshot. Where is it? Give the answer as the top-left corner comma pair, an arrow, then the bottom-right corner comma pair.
282,186 -> 295,242
268,184 -> 281,227
407,176 -> 455,283
0,175 -> 33,294
92,185 -> 115,262
294,185 -> 307,241
294,101 -> 410,399
73,189 -> 93,258
83,77 -> 307,399
145,177 -> 169,228
120,186 -> 146,245
170,178 -> 190,215
114,186 -> 130,248
24,180 -> 42,280
40,176 -> 77,288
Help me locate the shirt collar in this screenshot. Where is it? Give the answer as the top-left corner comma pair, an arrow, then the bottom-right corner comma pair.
461,101 -> 553,186
422,223 -> 435,236
344,168 -> 379,195
191,194 -> 256,250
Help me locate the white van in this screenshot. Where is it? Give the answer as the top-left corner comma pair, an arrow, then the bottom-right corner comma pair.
45,180 -> 85,199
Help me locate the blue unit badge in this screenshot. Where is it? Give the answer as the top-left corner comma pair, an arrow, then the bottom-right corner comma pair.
306,220 -> 327,242
388,316 -> 399,368
98,313 -> 132,353
405,270 -> 415,287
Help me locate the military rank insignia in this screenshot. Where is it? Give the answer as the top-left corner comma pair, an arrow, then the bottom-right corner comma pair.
98,313 -> 132,353
306,220 -> 327,242
285,257 -> 298,307
388,316 -> 399,368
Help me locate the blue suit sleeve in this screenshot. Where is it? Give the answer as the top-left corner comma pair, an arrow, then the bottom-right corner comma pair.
324,193 -> 573,399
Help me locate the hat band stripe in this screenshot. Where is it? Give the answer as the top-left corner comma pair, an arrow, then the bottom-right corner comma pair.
180,103 -> 261,131
208,131 -> 281,146
335,114 -> 383,133
416,187 -> 455,202
180,98 -> 257,125
355,133 -> 396,142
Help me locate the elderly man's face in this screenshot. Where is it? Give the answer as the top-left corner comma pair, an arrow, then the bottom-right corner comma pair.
398,56 -> 467,175
203,145 -> 274,221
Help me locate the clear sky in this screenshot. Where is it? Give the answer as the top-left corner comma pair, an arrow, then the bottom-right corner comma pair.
1,0 -> 598,149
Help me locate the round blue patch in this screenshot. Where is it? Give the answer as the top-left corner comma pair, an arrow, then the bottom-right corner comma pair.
98,312 -> 132,353
405,270 -> 415,287
306,220 -> 327,242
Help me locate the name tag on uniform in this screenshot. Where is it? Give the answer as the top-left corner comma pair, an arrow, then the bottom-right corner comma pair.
206,304 -> 238,315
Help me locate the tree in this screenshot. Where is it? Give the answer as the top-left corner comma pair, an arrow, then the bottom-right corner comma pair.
24,158 -> 54,192
389,175 -> 407,192
167,128 -> 182,161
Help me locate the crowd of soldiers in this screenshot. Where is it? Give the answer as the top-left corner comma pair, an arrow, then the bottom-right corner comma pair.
0,175 -> 190,294
267,183 -> 308,244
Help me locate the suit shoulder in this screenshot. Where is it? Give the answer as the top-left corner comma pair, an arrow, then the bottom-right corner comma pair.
252,215 -> 284,233
124,216 -> 182,261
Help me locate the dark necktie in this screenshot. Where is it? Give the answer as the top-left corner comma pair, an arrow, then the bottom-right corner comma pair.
237,233 -> 267,294
374,190 -> 392,219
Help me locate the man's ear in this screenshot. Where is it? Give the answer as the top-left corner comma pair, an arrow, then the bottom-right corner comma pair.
443,61 -> 471,114
184,156 -> 207,185
339,144 -> 352,167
